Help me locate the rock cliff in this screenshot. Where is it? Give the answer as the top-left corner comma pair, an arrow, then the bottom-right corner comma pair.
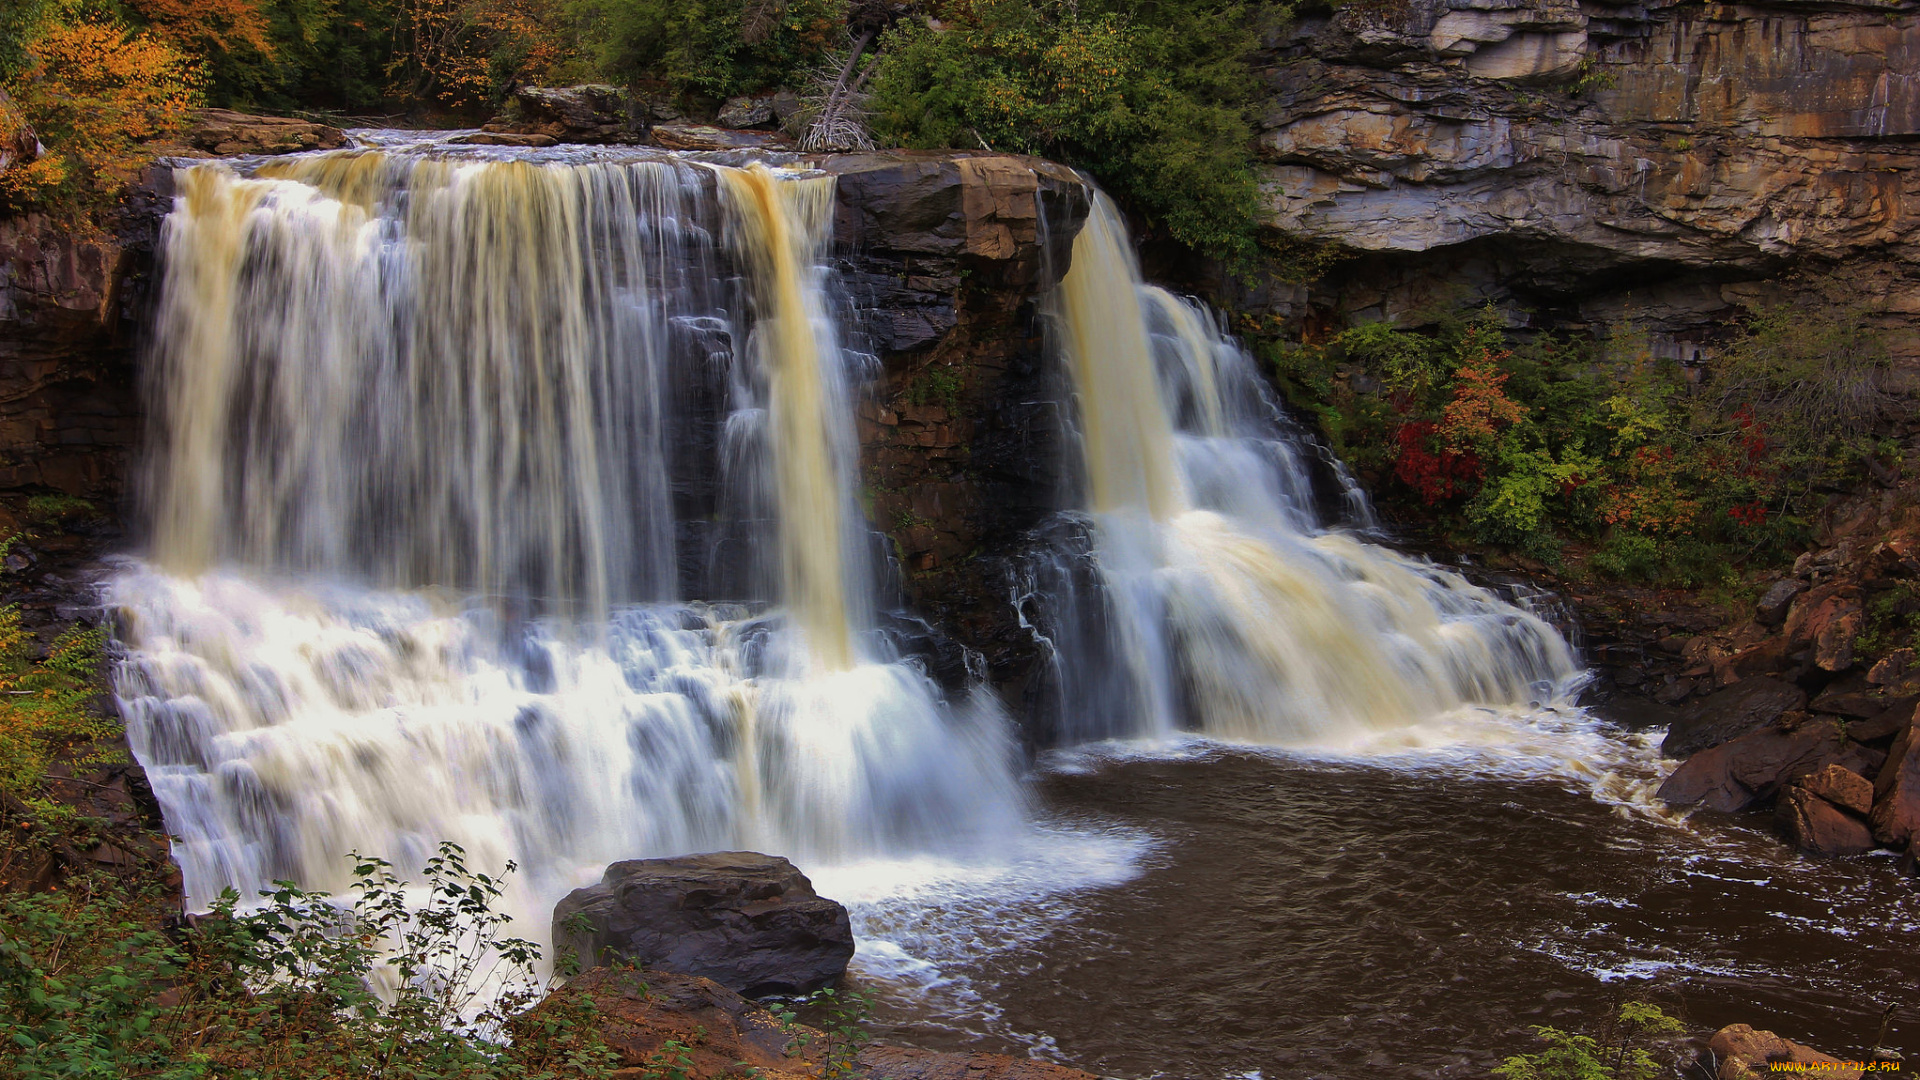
1252,0 -> 1920,372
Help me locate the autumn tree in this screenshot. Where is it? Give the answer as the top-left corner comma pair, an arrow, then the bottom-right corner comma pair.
0,15 -> 200,221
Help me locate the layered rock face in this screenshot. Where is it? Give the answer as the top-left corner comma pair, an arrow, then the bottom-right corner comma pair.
1254,0 -> 1920,369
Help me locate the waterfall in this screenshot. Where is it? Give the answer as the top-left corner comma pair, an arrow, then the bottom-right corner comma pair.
112,149 -> 1025,924
1027,194 -> 1580,745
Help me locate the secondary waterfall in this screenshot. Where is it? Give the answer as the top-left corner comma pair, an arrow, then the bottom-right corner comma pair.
112,148 -> 1025,922
1022,194 -> 1580,745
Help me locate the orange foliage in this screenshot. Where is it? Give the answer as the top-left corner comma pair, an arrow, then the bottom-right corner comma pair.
1599,445 -> 1700,534
0,19 -> 200,216
127,0 -> 275,56
1436,334 -> 1526,455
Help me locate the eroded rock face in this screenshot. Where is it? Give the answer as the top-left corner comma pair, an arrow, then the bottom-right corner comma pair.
1251,0 -> 1920,369
552,852 -> 855,996
179,110 -> 347,157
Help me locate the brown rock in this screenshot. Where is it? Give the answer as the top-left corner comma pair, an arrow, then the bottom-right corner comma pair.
1658,718 -> 1850,812
1866,648 -> 1918,686
857,1046 -> 1102,1080
513,968 -> 1102,1080
448,132 -> 559,147
1775,786 -> 1875,857
511,966 -> 811,1078
650,122 -> 791,151
1869,712 -> 1920,848
1849,700 -> 1919,743
1783,586 -> 1864,672
1661,677 -> 1807,759
183,109 -> 347,156
1708,1024 -> 1863,1080
1795,763 -> 1875,815
488,84 -> 649,144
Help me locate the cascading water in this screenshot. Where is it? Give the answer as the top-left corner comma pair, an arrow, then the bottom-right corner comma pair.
1025,194 -> 1581,746
111,147 -> 1026,937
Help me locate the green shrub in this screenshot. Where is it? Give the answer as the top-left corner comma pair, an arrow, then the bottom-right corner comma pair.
564,0 -> 849,103
867,0 -> 1270,263
1495,1002 -> 1685,1080
0,844 -> 617,1080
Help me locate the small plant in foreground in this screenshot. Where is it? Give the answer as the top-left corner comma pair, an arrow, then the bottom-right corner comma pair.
771,985 -> 874,1079
1495,1001 -> 1686,1080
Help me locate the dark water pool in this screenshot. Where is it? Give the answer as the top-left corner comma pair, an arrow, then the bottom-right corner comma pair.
852,745 -> 1919,1079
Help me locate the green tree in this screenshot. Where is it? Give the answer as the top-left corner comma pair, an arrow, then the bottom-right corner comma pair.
867,0 -> 1269,262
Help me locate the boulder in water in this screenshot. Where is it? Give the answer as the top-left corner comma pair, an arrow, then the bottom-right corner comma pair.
1660,677 -> 1806,758
553,852 -> 854,996
1657,717 -> 1856,812
1775,786 -> 1874,857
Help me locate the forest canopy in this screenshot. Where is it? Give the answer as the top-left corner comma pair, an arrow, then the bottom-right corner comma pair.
0,0 -> 1274,257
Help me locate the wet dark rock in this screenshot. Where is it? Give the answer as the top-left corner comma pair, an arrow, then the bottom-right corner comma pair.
1849,700 -> 1918,744
1657,717 -> 1851,813
1660,677 -> 1807,759
1755,579 -> 1808,627
1869,709 -> 1920,849
553,851 -> 854,996
1775,786 -> 1875,857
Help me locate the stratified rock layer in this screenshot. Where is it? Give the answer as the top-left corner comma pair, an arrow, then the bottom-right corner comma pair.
1249,0 -> 1920,372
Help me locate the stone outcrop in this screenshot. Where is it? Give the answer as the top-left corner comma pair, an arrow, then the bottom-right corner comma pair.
0,173 -> 166,501
1775,784 -> 1874,857
1247,0 -> 1920,372
1707,1023 -> 1865,1080
176,110 -> 347,157
1661,677 -> 1806,758
1869,707 -> 1920,849
483,84 -> 654,144
514,966 -> 1104,1080
820,152 -> 1090,702
552,852 -> 855,996
479,85 -> 794,150
1657,716 -> 1859,813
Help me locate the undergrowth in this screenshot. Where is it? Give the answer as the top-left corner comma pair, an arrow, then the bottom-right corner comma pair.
1258,302 -> 1893,585
0,843 -> 618,1080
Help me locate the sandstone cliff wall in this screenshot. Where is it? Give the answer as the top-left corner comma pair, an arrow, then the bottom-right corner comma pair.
1252,0 -> 1920,373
